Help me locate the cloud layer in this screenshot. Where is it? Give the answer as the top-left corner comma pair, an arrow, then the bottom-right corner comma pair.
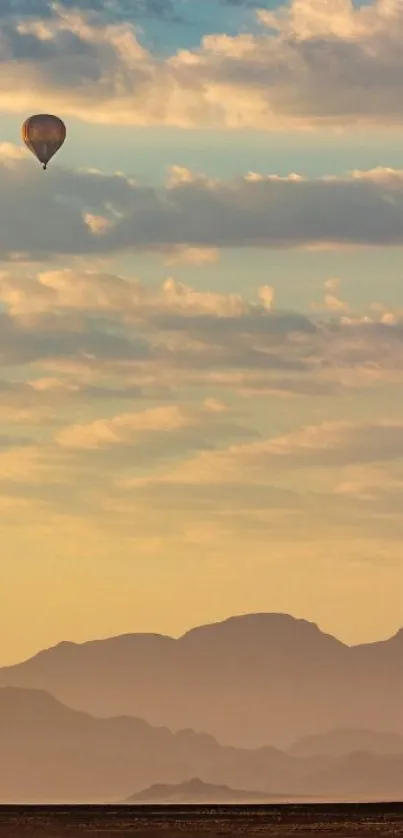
2,146 -> 403,257
1,266 -> 403,383
1,263 -> 403,656
1,0 -> 403,128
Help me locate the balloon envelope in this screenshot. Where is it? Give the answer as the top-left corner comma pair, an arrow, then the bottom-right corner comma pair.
22,114 -> 66,169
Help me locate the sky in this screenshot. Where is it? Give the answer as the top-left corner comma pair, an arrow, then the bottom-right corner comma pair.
1,0 -> 403,665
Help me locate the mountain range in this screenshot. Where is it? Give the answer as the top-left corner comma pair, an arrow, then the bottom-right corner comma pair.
1,613 -> 402,749
1,686 -> 403,802
289,729 -> 403,758
0,685 -> 311,802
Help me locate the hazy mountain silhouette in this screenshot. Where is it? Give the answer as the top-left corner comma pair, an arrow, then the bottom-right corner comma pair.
125,777 -> 273,803
289,729 -> 403,758
0,686 -> 301,802
1,613 -> 402,748
1,686 -> 403,803
302,751 -> 403,800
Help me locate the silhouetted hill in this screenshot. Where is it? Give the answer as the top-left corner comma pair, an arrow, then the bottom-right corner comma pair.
0,613 -> 402,748
290,729 -> 403,758
0,686 -> 298,802
125,777 -> 271,803
1,686 -> 403,802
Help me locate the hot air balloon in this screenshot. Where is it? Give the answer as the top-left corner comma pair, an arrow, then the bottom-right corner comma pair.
22,114 -> 66,170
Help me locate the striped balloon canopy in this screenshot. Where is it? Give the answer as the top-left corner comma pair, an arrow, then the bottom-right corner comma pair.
22,114 -> 66,170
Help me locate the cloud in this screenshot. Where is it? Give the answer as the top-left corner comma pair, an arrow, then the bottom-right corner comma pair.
1,262 -> 403,546
324,278 -> 341,292
258,286 -> 275,310
124,419 -> 403,489
1,268 -> 403,394
95,417 -> 403,549
0,394 -> 258,524
0,433 -> 32,449
0,308 -> 152,369
324,294 -> 349,312
0,376 -> 149,426
3,150 -> 403,257
311,278 -> 349,312
0,0 -> 179,23
107,418 -> 403,546
0,268 -> 254,320
1,0 -> 403,129
0,266 -> 335,396
1,261 -> 403,545
54,400 -> 228,449
163,247 -> 220,267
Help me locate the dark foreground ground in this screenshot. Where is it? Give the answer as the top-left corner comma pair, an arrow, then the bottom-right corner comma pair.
1,805 -> 403,838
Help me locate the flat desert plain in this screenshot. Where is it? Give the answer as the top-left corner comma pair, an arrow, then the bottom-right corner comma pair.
1,805 -> 403,838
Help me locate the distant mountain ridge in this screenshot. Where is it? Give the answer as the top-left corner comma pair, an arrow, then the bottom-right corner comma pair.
0,685 -> 292,802
0,613 -> 402,748
1,686 -> 403,803
125,777 -> 272,803
289,729 -> 403,758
